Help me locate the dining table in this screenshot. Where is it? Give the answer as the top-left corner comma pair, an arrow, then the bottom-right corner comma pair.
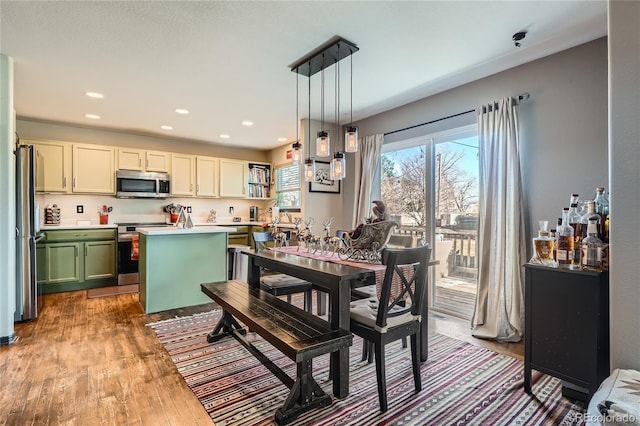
244,246 -> 437,399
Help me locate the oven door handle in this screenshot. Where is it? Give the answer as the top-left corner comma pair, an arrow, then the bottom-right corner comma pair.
118,233 -> 135,242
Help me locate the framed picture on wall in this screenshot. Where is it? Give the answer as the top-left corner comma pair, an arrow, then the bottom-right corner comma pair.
309,161 -> 341,194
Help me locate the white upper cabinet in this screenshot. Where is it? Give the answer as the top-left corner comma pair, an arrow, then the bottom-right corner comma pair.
196,156 -> 218,198
27,139 -> 71,193
117,148 -> 144,171
145,150 -> 170,172
170,153 -> 195,197
117,148 -> 170,173
219,159 -> 247,198
72,144 -> 115,194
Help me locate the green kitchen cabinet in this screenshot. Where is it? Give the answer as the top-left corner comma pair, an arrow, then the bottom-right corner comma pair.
36,243 -> 47,285
84,240 -> 116,280
39,229 -> 117,293
45,242 -> 81,283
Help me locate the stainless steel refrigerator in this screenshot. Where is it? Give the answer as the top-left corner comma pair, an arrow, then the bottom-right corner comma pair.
15,144 -> 44,322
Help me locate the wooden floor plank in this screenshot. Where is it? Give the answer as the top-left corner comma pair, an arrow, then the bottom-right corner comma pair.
0,289 -> 521,425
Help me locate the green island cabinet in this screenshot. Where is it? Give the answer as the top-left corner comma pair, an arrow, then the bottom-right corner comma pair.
37,228 -> 117,293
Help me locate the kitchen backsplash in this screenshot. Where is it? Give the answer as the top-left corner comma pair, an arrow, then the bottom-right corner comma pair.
36,194 -> 270,226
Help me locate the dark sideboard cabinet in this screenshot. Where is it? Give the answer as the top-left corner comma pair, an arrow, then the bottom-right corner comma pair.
523,264 -> 609,402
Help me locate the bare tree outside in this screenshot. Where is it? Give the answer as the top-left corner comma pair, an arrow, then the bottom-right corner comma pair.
382,145 -> 477,227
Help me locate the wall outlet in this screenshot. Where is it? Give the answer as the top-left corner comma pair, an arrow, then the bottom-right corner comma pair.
77,205 -> 83,213
187,206 -> 192,213
229,206 -> 234,214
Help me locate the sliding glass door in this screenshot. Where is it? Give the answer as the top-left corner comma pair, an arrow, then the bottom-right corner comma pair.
381,125 -> 479,318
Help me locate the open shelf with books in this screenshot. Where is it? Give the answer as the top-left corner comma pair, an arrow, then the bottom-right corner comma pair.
248,162 -> 271,199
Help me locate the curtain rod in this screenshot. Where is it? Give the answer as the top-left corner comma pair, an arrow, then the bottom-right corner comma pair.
384,92 -> 530,137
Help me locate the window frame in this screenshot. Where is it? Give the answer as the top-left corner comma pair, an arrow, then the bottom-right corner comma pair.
274,162 -> 302,213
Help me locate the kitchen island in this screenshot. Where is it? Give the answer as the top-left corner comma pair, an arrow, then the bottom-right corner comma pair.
137,225 -> 236,313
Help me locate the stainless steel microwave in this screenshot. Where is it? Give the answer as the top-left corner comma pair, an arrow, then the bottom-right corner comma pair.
116,170 -> 170,198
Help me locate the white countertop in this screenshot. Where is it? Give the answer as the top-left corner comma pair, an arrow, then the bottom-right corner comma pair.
41,224 -> 118,230
138,225 -> 238,236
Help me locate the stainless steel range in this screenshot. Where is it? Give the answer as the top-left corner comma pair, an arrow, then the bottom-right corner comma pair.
117,222 -> 167,285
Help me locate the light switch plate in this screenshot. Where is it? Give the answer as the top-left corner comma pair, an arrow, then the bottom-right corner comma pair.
77,205 -> 83,213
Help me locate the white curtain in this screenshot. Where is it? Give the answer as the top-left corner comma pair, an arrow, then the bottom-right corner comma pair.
352,134 -> 383,228
471,97 -> 526,342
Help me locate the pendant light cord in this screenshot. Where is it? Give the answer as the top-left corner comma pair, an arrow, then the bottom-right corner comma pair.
335,56 -> 339,153
308,61 -> 311,158
350,51 -> 353,127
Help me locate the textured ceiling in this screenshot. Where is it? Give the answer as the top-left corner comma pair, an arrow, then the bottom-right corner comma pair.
0,1 -> 607,150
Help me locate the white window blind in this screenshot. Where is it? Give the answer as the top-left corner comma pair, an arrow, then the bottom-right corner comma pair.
275,163 -> 301,210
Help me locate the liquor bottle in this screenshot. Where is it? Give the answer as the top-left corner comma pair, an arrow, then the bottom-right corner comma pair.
581,219 -> 603,269
556,208 -> 575,268
593,187 -> 609,243
549,229 -> 557,261
579,200 -> 601,239
569,193 -> 579,207
567,203 -> 582,264
533,220 -> 555,265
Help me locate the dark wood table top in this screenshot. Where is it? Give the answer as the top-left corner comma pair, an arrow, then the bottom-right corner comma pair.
244,248 -> 375,287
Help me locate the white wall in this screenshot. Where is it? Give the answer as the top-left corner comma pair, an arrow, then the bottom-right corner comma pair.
0,55 -> 16,343
608,0 -> 640,370
347,38 -> 609,259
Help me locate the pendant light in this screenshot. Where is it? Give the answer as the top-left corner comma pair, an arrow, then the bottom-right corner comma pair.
303,61 -> 315,182
289,37 -> 359,181
290,71 -> 303,165
344,53 -> 358,153
330,55 -> 346,180
316,57 -> 331,157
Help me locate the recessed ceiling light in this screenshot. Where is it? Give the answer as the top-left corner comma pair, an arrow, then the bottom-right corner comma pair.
175,108 -> 189,115
161,125 -> 173,130
241,120 -> 254,127
84,114 -> 100,119
85,91 -> 104,99
277,137 -> 287,142
219,134 -> 230,139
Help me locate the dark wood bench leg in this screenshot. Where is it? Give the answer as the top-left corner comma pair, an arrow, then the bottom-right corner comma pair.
206,310 -> 247,343
275,359 -> 331,425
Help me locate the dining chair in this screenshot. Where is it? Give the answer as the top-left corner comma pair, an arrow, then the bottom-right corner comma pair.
352,232 -> 417,361
252,231 -> 314,312
349,244 -> 432,412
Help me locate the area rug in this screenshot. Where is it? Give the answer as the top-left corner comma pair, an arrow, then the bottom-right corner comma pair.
148,310 -> 586,425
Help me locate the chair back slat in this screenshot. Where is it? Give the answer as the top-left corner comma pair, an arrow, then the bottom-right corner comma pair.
252,231 -> 273,251
376,245 -> 432,328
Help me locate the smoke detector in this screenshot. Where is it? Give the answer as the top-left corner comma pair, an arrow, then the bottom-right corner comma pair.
512,31 -> 527,48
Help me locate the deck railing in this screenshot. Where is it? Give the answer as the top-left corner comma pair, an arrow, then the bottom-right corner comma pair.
393,226 -> 478,279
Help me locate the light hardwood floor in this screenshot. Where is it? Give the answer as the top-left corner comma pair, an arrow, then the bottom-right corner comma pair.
1,290 -> 522,425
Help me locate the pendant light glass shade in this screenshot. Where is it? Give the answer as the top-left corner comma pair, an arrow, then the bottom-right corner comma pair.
304,158 -> 316,182
330,152 -> 345,180
344,126 -> 358,153
291,141 -> 302,164
316,131 -> 330,157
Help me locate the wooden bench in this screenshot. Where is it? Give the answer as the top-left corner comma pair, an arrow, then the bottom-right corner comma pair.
200,280 -> 352,425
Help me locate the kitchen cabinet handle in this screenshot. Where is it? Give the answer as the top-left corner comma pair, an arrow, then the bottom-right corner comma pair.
64,177 -> 67,188
85,245 -> 88,256
139,158 -> 142,168
146,159 -> 149,168
73,178 -> 76,188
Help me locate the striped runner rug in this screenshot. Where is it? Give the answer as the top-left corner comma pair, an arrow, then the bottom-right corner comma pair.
148,310 -> 586,425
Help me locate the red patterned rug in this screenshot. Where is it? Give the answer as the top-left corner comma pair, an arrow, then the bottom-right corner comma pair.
149,310 -> 586,425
